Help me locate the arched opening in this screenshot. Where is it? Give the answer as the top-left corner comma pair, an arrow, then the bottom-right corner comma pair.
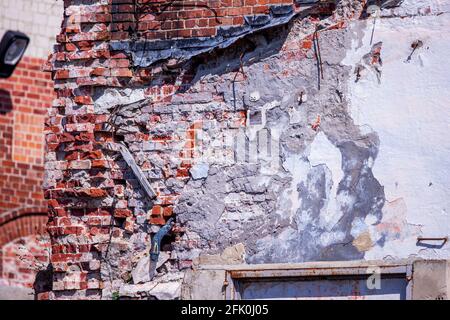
0,207 -> 50,300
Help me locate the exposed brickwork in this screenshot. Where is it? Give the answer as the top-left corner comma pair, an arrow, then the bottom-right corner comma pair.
0,57 -> 54,212
0,208 -> 48,247
0,0 -> 62,298
45,0 -> 365,299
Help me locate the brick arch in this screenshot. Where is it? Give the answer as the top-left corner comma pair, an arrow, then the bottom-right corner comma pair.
0,207 -> 48,248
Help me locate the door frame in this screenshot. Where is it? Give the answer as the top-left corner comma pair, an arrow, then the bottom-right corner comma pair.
223,260 -> 413,300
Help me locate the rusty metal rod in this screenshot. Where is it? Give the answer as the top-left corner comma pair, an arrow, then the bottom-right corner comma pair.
417,237 -> 448,244
312,29 -> 323,90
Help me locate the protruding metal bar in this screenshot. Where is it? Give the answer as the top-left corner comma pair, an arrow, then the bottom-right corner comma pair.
106,141 -> 157,199
149,218 -> 174,279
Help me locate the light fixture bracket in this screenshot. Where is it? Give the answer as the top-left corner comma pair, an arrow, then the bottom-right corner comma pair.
0,30 -> 30,78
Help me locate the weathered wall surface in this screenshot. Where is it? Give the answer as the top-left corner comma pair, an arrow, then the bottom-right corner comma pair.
1,235 -> 50,289
0,0 -> 63,211
45,0 -> 450,299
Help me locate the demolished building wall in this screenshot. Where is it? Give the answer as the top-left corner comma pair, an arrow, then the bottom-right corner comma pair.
45,0 -> 450,299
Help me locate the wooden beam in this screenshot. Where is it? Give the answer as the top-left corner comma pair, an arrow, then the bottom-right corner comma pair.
106,142 -> 157,199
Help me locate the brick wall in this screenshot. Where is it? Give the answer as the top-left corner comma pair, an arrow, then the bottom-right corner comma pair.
42,0 -> 450,301
0,208 -> 49,295
0,57 -> 53,212
44,0 -> 352,299
0,0 -> 63,213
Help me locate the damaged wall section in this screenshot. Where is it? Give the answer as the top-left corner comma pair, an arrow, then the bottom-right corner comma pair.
45,0 -> 450,299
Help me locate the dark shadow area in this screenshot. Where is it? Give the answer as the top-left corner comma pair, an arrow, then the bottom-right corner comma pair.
0,89 -> 13,114
33,263 -> 53,299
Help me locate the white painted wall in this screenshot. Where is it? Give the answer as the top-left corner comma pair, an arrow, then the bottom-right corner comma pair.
343,3 -> 450,260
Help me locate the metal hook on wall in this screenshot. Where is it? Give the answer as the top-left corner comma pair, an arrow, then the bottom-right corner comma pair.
149,218 -> 174,279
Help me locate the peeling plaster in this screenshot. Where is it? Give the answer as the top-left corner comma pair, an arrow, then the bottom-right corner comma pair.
78,1 -> 450,300
344,7 -> 450,259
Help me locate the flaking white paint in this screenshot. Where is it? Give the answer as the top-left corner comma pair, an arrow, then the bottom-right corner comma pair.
344,12 -> 450,259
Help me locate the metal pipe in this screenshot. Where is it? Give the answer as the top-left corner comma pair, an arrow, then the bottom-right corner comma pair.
150,217 -> 174,262
417,237 -> 448,244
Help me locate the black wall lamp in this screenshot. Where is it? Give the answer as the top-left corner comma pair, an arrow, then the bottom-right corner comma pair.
0,30 -> 30,78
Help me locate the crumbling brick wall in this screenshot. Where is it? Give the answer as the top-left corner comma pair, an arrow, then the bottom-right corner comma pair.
0,0 -> 63,298
46,0 -> 356,300
110,0 -> 302,40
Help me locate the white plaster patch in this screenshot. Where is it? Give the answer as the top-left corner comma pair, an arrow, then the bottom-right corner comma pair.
380,0 -> 450,17
95,88 -> 146,111
249,91 -> 261,102
319,231 -> 346,247
344,13 -> 450,259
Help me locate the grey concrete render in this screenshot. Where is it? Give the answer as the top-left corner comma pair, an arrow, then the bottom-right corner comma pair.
110,3 -> 310,67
